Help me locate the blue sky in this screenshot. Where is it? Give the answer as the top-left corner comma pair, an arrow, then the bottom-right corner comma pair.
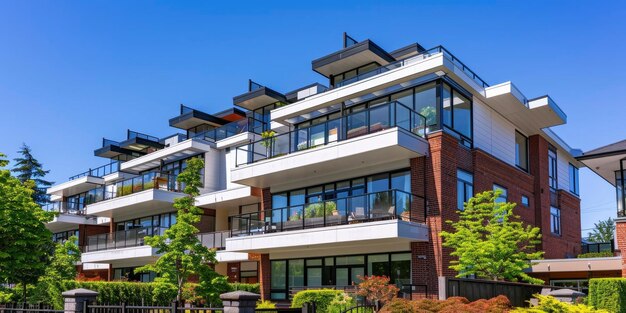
1,1 -> 625,236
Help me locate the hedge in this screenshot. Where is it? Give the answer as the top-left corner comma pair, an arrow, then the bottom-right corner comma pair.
291,290 -> 344,313
577,251 -> 614,258
5,280 -> 259,310
588,278 -> 626,312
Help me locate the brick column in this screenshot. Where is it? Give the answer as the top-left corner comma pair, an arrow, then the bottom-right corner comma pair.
616,218 -> 626,277
257,254 -> 271,301
260,188 -> 271,220
528,135 -> 551,255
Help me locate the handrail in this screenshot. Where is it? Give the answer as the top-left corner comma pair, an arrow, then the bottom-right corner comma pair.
197,230 -> 231,249
333,45 -> 489,89
235,101 -> 426,166
230,189 -> 426,236
127,129 -> 159,142
102,138 -> 120,147
68,161 -> 120,180
79,172 -> 182,206
193,116 -> 265,142
86,226 -> 168,252
42,201 -> 86,215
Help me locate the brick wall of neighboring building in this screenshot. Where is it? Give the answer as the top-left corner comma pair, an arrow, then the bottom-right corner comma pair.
616,220 -> 626,277
529,135 -> 552,255
557,190 -> 582,258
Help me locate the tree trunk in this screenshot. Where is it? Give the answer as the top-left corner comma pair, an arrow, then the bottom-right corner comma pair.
22,280 -> 27,304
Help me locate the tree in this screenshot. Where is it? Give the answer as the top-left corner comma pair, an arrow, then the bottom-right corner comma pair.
440,190 -> 544,284
587,218 -> 615,243
11,144 -> 54,205
32,235 -> 81,308
0,152 -> 55,302
135,157 -> 224,304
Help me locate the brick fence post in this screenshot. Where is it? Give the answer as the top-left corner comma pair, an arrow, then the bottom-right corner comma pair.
61,288 -> 98,313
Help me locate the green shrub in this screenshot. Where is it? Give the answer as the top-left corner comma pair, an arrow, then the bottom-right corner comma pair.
229,282 -> 260,293
512,294 -> 607,312
291,289 -> 344,312
577,252 -> 614,258
588,278 -> 626,312
0,290 -> 14,303
256,300 -> 276,309
327,292 -> 357,313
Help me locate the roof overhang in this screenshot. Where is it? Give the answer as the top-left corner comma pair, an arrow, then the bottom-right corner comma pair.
578,150 -> 626,185
485,84 -> 566,134
169,109 -> 230,130
312,40 -> 395,78
528,257 -> 621,273
47,176 -> 105,197
233,86 -> 287,111
94,144 -> 144,158
119,137 -> 164,152
195,186 -> 260,209
120,138 -> 213,173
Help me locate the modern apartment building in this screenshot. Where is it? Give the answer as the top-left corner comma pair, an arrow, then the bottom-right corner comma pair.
44,34 -> 583,300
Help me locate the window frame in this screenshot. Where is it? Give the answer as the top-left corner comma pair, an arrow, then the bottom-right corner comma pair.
550,206 -> 561,235
569,163 -> 580,195
548,145 -> 558,190
457,169 -> 474,211
515,130 -> 529,172
493,184 -> 508,203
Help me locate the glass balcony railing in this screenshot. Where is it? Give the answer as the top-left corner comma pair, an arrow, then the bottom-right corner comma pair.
235,101 -> 426,166
197,230 -> 231,250
333,45 -> 489,90
230,189 -> 426,237
127,130 -> 160,142
86,227 -> 168,252
77,172 -> 183,206
42,201 -> 85,215
68,161 -> 120,180
192,116 -> 265,142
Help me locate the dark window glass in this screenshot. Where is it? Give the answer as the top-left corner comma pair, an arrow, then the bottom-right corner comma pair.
551,207 -> 561,235
548,147 -> 558,190
515,131 -> 529,171
452,92 -> 471,138
569,164 -> 579,195
442,84 -> 452,128
457,170 -> 474,211
414,82 -> 438,128
521,195 -> 530,207
493,184 -> 508,203
272,193 -> 287,209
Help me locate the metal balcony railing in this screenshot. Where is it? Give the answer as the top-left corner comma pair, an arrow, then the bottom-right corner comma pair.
230,189 -> 426,237
42,201 -> 86,215
86,227 -> 168,252
68,161 -> 120,180
197,230 -> 231,250
235,101 -> 426,166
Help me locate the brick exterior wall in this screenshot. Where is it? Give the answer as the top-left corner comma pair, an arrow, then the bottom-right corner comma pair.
616,220 -> 626,277
409,131 -> 582,297
257,254 -> 271,301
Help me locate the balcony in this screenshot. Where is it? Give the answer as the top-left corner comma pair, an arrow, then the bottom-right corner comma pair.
231,101 -> 429,187
43,201 -> 98,232
119,137 -> 212,173
312,39 -> 396,79
85,227 -> 166,252
119,130 -> 164,152
82,227 -> 165,265
68,161 -> 120,181
226,189 -> 428,253
84,173 -> 184,217
193,116 -> 265,146
273,46 -> 488,125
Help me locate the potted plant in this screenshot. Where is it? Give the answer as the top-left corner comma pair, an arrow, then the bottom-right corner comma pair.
260,130 -> 276,157
289,211 -> 302,221
401,208 -> 411,222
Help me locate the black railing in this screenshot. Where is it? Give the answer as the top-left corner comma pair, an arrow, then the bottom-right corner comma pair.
339,305 -> 376,313
398,284 -> 429,300
127,130 -> 159,142
42,201 -> 85,215
180,104 -> 195,115
582,241 -> 614,254
68,161 -> 120,180
0,303 -> 63,313
231,189 -> 426,236
193,117 -> 265,142
235,101 -> 426,166
333,45 -> 489,89
87,303 -> 224,313
86,226 -> 168,252
197,231 -> 230,250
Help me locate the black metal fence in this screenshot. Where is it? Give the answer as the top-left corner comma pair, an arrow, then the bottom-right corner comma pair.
582,241 -> 614,254
0,303 -> 63,313
84,303 -> 304,313
441,277 -> 564,307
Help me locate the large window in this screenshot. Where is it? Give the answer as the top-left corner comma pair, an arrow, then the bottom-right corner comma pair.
515,131 -> 529,171
569,163 -> 579,195
442,83 -> 472,145
53,230 -> 78,243
551,207 -> 561,235
270,252 -> 410,300
548,146 -> 558,190
457,170 -> 474,211
493,184 -> 508,203
115,212 -> 178,232
113,267 -> 155,282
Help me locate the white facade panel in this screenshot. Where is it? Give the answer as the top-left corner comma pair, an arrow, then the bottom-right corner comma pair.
557,151 -> 570,192
472,99 -> 516,167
